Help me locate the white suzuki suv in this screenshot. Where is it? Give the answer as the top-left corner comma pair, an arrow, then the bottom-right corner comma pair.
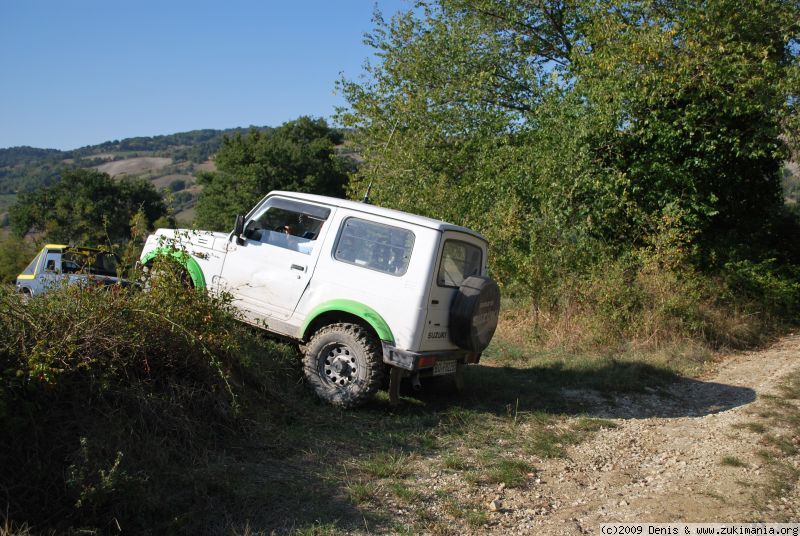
140,191 -> 500,407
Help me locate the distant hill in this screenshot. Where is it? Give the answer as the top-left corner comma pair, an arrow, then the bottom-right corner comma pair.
0,126 -> 272,195
0,126 -> 273,226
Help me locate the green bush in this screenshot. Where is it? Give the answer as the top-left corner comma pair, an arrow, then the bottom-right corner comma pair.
0,261 -> 299,533
0,235 -> 37,285
722,260 -> 800,319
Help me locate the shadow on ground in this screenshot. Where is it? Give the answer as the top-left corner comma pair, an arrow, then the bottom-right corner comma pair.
559,376 -> 758,419
214,359 -> 756,534
406,360 -> 756,419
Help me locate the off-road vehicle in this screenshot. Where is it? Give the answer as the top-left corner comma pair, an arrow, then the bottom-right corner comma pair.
140,191 -> 500,407
16,245 -> 124,297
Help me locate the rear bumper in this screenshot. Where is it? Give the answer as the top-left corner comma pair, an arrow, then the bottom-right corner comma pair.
381,342 -> 480,371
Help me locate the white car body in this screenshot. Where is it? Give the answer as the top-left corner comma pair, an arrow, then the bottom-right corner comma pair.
140,191 -> 500,405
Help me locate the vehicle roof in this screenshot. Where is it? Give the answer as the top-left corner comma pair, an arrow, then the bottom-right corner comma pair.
267,191 -> 487,241
44,244 -> 107,252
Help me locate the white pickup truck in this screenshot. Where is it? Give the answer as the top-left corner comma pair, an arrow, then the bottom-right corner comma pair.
140,191 -> 500,407
16,245 -> 124,297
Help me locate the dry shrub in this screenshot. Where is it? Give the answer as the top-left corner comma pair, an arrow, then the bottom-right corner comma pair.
516,251 -> 798,356
494,305 -> 538,349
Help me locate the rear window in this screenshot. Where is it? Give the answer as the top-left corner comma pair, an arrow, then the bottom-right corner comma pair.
62,249 -> 119,277
334,218 -> 415,276
438,240 -> 482,287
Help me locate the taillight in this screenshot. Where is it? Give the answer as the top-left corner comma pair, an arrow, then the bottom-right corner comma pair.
417,356 -> 437,368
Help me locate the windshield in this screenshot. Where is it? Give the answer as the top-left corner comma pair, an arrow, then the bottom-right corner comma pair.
244,198 -> 330,255
62,249 -> 118,277
20,252 -> 41,277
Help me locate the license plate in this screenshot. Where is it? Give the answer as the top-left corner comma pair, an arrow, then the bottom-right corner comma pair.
432,360 -> 457,376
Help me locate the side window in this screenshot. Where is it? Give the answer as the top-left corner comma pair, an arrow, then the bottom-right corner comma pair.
43,250 -> 62,273
334,217 -> 415,276
243,198 -> 331,255
438,240 -> 482,288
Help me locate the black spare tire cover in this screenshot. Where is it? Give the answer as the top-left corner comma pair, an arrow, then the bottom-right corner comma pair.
449,275 -> 501,352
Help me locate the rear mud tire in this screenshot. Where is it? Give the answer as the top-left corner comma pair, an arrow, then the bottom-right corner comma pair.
303,323 -> 384,408
449,276 -> 501,352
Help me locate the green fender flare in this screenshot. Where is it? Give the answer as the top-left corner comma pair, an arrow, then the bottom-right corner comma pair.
140,247 -> 206,288
301,300 -> 394,344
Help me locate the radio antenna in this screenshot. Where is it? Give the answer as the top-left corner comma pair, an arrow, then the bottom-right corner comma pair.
362,120 -> 398,204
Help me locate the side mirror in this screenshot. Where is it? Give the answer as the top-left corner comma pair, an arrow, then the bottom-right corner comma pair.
233,214 -> 245,245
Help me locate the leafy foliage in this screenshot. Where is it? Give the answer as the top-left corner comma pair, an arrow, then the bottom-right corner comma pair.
575,0 -> 795,245
338,0 -> 800,291
194,117 -> 352,231
9,168 -> 168,245
0,147 -> 64,195
0,235 -> 37,284
785,165 -> 800,208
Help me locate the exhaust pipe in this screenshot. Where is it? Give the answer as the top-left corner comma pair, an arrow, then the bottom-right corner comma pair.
411,374 -> 422,392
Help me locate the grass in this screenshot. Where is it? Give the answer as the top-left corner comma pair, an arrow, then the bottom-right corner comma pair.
345,480 -> 379,504
486,458 -> 533,488
291,523 -> 341,536
0,519 -> 31,536
390,482 -> 420,502
763,435 -> 798,455
358,451 -> 412,479
741,368 -> 800,519
573,416 -> 618,432
442,453 -> 470,471
721,456 -> 748,467
741,422 -> 768,434
525,429 -> 574,458
2,293 -> 702,534
439,497 -> 488,528
249,356 -> 643,534
466,510 -> 489,528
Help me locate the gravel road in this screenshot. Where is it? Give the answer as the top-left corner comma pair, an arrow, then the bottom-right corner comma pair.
482,333 -> 800,534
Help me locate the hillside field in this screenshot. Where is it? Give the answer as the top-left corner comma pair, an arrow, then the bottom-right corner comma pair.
94,156 -> 172,177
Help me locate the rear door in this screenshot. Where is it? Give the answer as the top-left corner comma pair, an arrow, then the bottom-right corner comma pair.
420,232 -> 487,351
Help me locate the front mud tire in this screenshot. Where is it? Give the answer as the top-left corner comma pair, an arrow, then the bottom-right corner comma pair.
140,258 -> 194,291
303,323 -> 384,408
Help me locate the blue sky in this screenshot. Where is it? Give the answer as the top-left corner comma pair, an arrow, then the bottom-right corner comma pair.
0,1 -> 408,150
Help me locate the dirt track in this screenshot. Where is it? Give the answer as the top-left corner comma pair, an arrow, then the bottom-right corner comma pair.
485,333 -> 800,534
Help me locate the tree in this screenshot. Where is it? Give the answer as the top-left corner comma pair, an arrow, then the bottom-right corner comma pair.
576,0 -> 796,244
9,168 -> 167,245
0,235 -> 37,284
194,117 -> 351,231
338,0 -> 800,286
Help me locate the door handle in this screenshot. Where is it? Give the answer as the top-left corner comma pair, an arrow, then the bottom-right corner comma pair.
290,264 -> 306,272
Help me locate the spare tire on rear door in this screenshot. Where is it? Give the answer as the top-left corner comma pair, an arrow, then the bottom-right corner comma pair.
449,275 -> 501,352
